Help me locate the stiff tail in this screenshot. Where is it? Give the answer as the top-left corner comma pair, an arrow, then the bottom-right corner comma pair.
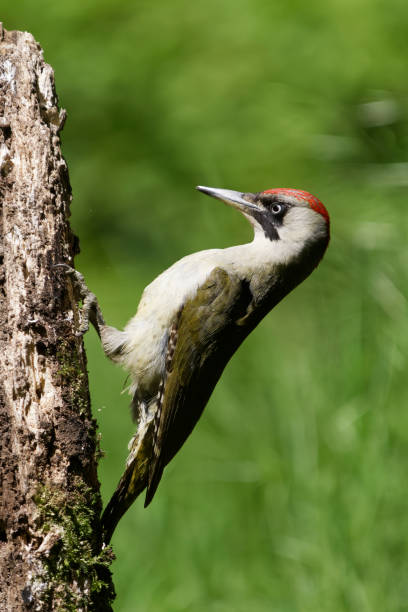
101,457 -> 148,544
102,317 -> 180,535
101,407 -> 156,543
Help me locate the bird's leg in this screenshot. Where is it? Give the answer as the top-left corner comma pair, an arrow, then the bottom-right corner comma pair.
55,264 -> 105,337
55,264 -> 127,363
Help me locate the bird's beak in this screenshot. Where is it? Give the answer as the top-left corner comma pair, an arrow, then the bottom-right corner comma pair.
196,186 -> 260,214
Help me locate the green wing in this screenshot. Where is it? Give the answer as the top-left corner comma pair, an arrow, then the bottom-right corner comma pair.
144,266 -> 254,506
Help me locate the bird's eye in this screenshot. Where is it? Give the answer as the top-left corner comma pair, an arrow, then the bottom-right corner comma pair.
272,204 -> 282,214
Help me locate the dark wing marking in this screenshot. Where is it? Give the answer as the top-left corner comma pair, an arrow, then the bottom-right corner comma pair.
144,267 -> 254,506
144,312 -> 181,506
150,311 -> 181,462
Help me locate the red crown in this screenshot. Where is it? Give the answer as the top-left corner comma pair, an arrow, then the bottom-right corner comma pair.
262,188 -> 329,224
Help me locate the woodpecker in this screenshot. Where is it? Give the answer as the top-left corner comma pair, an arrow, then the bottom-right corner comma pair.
66,185 -> 329,542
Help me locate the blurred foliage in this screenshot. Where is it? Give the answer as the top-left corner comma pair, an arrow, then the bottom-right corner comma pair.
4,1 -> 408,610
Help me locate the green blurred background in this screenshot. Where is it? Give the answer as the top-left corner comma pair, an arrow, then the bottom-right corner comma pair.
4,1 -> 408,610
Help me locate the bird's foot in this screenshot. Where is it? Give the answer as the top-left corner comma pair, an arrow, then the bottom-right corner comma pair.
54,263 -> 105,336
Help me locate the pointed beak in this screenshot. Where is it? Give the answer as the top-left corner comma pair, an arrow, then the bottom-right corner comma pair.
196,186 -> 260,214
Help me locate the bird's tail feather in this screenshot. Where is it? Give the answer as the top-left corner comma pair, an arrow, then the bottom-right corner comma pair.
101,456 -> 148,544
101,411 -> 155,543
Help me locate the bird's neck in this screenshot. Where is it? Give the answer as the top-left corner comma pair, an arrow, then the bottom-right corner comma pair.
222,227 -> 328,302
223,229 -> 306,276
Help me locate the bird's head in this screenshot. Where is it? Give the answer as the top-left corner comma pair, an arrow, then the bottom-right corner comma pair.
197,186 -> 330,253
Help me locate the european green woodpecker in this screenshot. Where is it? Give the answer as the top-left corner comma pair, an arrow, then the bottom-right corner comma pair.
66,185 -> 330,542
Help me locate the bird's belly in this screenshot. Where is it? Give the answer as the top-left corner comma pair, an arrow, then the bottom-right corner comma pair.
123,251 -> 223,396
122,317 -> 169,397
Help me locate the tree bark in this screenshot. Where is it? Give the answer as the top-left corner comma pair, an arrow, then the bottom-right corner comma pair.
0,24 -> 114,610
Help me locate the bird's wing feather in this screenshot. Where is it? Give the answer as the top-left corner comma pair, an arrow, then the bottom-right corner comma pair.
144,266 -> 254,506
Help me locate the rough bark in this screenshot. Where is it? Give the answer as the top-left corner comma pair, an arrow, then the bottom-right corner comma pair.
0,24 -> 114,610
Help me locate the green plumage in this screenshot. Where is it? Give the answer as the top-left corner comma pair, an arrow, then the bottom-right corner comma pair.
101,217 -> 329,542
102,267 -> 252,541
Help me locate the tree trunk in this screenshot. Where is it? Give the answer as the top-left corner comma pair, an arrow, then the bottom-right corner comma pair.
0,24 -> 115,610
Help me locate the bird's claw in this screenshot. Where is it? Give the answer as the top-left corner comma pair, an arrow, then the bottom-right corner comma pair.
54,263 -> 105,336
54,264 -> 89,301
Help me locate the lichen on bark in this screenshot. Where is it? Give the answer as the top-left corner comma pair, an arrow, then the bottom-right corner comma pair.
0,24 -> 115,610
